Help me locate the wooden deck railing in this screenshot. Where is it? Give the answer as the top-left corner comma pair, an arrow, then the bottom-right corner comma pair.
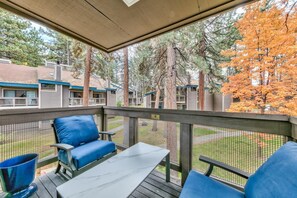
0,106 -> 296,186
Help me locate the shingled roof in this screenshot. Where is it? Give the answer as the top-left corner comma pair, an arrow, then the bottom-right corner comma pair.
0,63 -> 107,89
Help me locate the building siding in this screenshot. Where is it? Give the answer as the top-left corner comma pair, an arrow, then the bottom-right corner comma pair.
62,86 -> 70,107
106,91 -> 116,106
186,87 -> 197,110
39,85 -> 63,108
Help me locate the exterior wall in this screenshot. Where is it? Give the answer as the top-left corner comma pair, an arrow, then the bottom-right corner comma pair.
204,89 -> 214,111
62,86 -> 70,107
213,93 -> 223,111
144,95 -> 151,108
186,87 -> 197,110
106,90 -> 116,106
213,93 -> 232,112
39,84 -> 63,108
116,89 -> 124,104
223,94 -> 232,111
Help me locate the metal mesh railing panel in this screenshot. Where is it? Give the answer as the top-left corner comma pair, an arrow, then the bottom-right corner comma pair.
192,125 -> 284,186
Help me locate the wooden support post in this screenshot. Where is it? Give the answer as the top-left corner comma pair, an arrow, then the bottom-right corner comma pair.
129,117 -> 138,147
99,113 -> 108,140
180,123 -> 193,186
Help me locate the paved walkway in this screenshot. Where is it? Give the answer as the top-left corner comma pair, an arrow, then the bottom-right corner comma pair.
106,119 -> 244,145
108,125 -> 124,133
193,131 -> 242,145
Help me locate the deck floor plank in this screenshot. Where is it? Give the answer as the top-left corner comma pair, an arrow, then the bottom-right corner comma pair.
136,186 -> 163,198
38,174 -> 57,198
46,172 -> 66,187
131,190 -> 150,198
145,177 -> 180,197
35,178 -> 52,198
28,170 -> 182,198
149,172 -> 182,192
141,181 -> 177,198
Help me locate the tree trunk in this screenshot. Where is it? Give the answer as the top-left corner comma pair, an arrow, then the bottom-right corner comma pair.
83,46 -> 92,106
123,47 -> 130,146
152,82 -> 161,131
198,24 -> 206,111
123,47 -> 129,107
165,43 -> 177,169
198,71 -> 205,110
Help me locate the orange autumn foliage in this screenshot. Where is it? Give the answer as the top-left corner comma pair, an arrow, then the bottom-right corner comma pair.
221,1 -> 297,116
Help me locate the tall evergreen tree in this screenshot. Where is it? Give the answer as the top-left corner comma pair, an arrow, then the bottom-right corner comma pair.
42,29 -> 73,64
0,9 -> 44,66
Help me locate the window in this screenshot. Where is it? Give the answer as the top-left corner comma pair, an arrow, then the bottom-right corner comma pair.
191,87 -> 197,91
70,92 -> 82,98
4,90 -> 15,97
111,90 -> 116,94
93,93 -> 105,98
16,90 -> 26,97
41,83 -> 56,91
4,90 -> 36,97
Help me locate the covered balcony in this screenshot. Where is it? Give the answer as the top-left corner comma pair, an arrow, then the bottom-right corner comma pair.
0,0 -> 296,197
0,106 -> 296,197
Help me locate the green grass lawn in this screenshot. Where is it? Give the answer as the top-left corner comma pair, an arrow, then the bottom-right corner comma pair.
107,122 -> 123,130
194,127 -> 217,137
0,130 -> 55,161
192,134 -> 283,185
1,120 -> 283,187
108,116 -> 123,122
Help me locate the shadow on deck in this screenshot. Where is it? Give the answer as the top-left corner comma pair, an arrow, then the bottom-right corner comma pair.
31,170 -> 182,198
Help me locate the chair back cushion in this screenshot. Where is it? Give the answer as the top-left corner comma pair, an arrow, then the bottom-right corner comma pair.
53,115 -> 99,147
245,141 -> 297,197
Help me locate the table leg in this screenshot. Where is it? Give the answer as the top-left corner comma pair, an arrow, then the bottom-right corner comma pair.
166,153 -> 170,182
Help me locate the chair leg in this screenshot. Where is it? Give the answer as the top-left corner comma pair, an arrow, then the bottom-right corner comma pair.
55,163 -> 61,174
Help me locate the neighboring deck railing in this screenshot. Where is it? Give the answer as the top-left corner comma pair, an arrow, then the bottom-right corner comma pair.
0,106 -> 296,188
69,98 -> 105,106
0,97 -> 38,108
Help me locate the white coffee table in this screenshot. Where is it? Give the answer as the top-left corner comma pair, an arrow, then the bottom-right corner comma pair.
57,142 -> 170,198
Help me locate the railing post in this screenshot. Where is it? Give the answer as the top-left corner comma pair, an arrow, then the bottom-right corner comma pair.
180,123 -> 193,186
128,117 -> 138,146
98,107 -> 107,140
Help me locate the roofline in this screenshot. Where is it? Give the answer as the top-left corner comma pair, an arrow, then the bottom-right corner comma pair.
69,85 -> 97,91
38,79 -> 71,86
0,82 -> 38,89
105,88 -> 117,91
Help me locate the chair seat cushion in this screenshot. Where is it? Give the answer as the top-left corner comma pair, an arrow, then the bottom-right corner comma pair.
180,170 -> 244,198
58,140 -> 116,169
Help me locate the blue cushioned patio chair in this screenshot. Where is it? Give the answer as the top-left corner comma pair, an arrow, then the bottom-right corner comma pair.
180,141 -> 297,198
51,115 -> 117,177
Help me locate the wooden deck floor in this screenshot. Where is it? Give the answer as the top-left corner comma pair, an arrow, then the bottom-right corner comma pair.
27,170 -> 182,198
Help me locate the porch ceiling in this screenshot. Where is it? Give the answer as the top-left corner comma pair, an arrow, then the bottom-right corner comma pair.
0,0 -> 255,53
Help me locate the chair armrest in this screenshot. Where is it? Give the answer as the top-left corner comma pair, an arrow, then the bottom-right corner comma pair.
51,143 -> 74,167
99,131 -> 116,136
50,143 -> 74,151
199,155 -> 250,179
99,131 -> 116,141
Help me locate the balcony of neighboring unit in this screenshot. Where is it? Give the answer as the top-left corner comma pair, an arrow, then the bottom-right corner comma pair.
69,98 -> 106,106
176,95 -> 186,103
0,97 -> 38,109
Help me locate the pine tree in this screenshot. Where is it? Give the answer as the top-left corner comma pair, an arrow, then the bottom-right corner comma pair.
0,9 -> 44,66
43,29 -> 73,64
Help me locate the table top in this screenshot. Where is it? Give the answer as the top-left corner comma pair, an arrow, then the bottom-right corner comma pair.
57,142 -> 169,198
